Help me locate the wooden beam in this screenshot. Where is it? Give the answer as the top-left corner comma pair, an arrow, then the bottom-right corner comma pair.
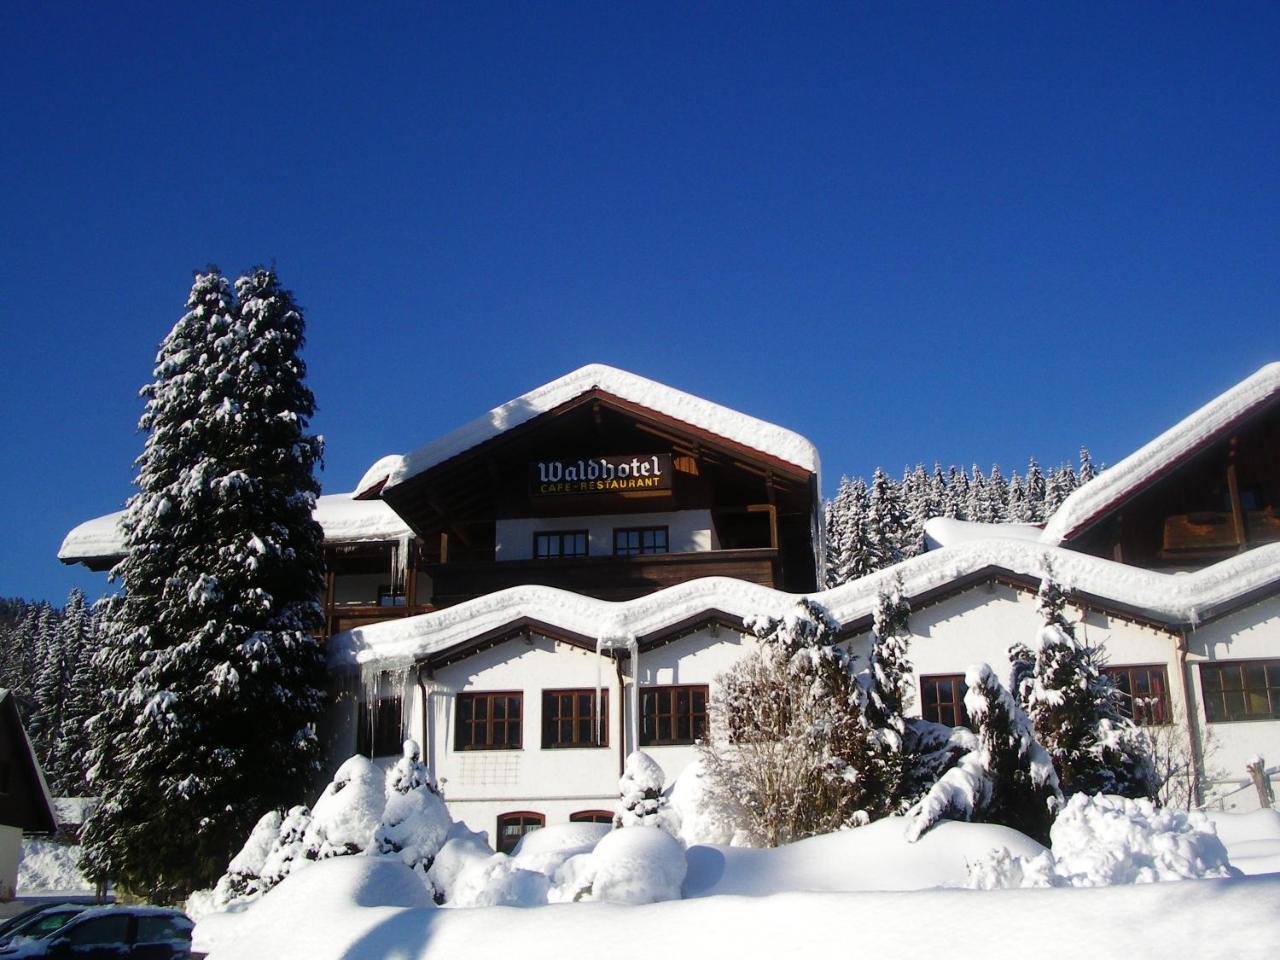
1227,437 -> 1246,551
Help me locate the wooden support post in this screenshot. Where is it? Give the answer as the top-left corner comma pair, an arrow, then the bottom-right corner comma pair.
1227,438 -> 1246,551
405,537 -> 418,610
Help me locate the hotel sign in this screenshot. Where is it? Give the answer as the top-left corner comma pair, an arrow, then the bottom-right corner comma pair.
530,454 -> 673,496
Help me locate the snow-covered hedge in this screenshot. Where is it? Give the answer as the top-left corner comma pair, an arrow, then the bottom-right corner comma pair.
968,793 -> 1236,888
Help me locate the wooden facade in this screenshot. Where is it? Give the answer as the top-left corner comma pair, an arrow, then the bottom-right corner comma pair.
1067,399 -> 1280,568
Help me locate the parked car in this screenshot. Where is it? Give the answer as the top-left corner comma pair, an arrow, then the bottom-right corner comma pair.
0,906 -> 89,948
0,906 -> 192,959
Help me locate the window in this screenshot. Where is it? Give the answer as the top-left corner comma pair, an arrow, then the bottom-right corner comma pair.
1200,660 -> 1280,722
640,684 -> 708,745
496,811 -> 544,854
614,526 -> 669,556
456,692 -> 523,750
570,810 -> 614,824
534,530 -> 589,559
136,914 -> 194,944
1105,665 -> 1172,725
542,689 -> 608,748
357,695 -> 402,757
62,914 -> 130,947
920,675 -> 969,728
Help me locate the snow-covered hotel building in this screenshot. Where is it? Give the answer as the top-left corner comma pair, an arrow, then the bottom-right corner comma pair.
60,363 -> 1280,848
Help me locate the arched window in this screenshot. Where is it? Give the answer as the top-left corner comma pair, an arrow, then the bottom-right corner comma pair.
569,810 -> 614,824
496,811 -> 544,854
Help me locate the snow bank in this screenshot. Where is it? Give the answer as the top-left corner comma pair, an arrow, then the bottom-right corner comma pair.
59,493 -> 411,563
331,536 -> 1280,672
969,794 -> 1236,888
194,856 -> 433,959
590,827 -> 687,904
1203,808 -> 1280,876
197,858 -> 1280,960
425,822 -> 494,903
1042,362 -> 1280,544
684,818 -> 1047,897
381,363 -> 821,491
17,839 -> 91,895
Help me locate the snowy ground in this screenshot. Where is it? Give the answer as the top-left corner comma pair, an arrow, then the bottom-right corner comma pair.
194,807 -> 1280,960
195,855 -> 1279,960
17,840 -> 92,896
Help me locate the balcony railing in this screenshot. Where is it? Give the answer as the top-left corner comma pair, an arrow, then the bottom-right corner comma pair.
424,547 -> 779,607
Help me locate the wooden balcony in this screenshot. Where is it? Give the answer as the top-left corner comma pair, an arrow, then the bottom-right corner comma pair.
424,548 -> 779,607
324,603 -> 435,639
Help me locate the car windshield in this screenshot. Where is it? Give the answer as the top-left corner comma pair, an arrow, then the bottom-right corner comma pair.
22,911 -> 82,939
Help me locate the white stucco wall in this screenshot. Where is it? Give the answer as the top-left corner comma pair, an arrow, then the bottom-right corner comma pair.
1184,594 -> 1280,807
495,510 -> 717,561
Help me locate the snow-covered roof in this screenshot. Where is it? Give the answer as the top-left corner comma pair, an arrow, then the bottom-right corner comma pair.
376,363 -> 820,494
923,517 -> 1044,550
330,538 -> 1280,672
1041,362 -> 1280,545
58,493 -> 413,564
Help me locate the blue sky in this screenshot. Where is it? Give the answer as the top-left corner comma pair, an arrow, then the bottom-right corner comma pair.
2,2 -> 1277,604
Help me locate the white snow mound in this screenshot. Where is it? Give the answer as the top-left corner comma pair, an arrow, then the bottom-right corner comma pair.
590,826 -> 687,904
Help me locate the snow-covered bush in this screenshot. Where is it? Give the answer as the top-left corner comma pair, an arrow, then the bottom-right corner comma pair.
967,793 -> 1236,888
700,598 -> 889,845
209,743 -> 457,910
303,755 -> 386,859
372,742 -> 451,881
210,810 -> 282,909
259,805 -> 314,889
667,758 -> 737,846
447,855 -> 551,907
615,751 -> 679,835
425,822 -> 494,904
590,826 -> 687,904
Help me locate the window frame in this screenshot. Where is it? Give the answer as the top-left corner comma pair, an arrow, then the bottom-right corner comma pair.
496,810 -> 545,854
919,674 -> 969,728
613,525 -> 670,557
1104,663 -> 1173,726
533,530 -> 589,560
541,688 -> 609,749
1199,659 -> 1280,723
455,691 -> 524,751
639,684 -> 709,746
570,810 -> 615,824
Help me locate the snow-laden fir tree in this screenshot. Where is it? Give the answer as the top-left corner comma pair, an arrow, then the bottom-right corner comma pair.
27,601 -> 68,771
55,595 -> 104,796
614,750 -> 678,834
1015,562 -> 1155,800
1078,447 -> 1096,485
1024,458 -> 1047,521
867,468 -> 906,569
861,576 -> 914,808
80,268 -> 327,902
906,662 -> 1062,844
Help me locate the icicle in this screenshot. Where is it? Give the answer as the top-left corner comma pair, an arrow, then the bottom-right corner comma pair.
391,533 -> 413,592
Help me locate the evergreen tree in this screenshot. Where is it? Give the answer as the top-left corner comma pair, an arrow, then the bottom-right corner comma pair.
1006,471 -> 1029,523
1017,564 -> 1155,800
58,594 -> 103,796
986,464 -> 1009,522
1078,447 -> 1097,485
81,268 -> 327,902
906,662 -> 1061,845
1024,457 -> 1047,522
966,465 -> 992,523
867,468 -> 906,569
863,576 -> 914,809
